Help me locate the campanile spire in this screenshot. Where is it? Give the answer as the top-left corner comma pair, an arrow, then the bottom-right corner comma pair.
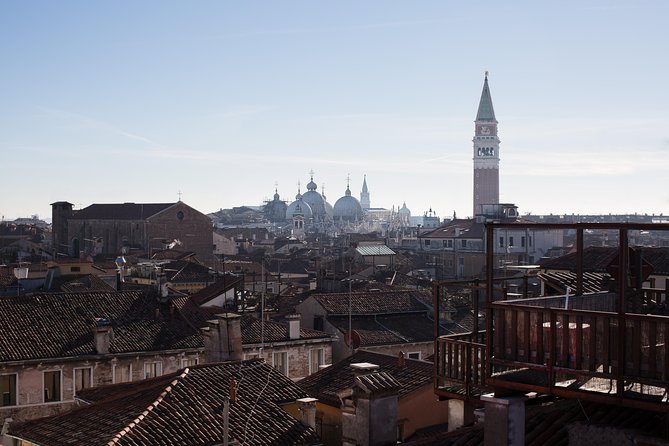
472,71 -> 500,216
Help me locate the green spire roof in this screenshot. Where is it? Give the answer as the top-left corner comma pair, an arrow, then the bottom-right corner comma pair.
476,73 -> 496,122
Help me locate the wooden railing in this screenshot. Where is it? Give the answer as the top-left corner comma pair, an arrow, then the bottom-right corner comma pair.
435,332 -> 487,400
489,300 -> 669,407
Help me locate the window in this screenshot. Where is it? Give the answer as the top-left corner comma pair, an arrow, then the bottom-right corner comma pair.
74,368 -> 92,392
0,374 -> 17,407
407,352 -> 421,360
309,349 -> 324,374
113,364 -> 132,384
447,240 -> 453,248
461,239 -> 467,248
181,357 -> 198,368
499,237 -> 504,248
272,352 -> 288,375
521,236 -> 526,248
424,239 -> 431,247
70,266 -> 80,272
144,362 -> 162,379
314,315 -> 324,331
529,236 -> 533,247
509,236 -> 514,247
43,370 -> 61,402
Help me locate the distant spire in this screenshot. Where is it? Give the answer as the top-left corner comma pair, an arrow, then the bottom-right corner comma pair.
476,71 -> 496,121
362,174 -> 368,193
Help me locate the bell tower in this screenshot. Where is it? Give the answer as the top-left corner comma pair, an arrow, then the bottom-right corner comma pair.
360,174 -> 370,210
473,71 -> 500,216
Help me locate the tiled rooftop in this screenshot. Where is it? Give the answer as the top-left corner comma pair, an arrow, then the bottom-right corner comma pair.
0,291 -> 202,362
49,274 -> 116,293
312,290 -> 431,315
538,270 -> 612,294
328,314 -> 435,346
421,219 -> 485,239
71,203 -> 176,220
172,296 -> 331,344
189,275 -> 243,306
403,397 -> 669,445
9,359 -> 320,445
298,350 -> 433,407
539,246 -> 669,275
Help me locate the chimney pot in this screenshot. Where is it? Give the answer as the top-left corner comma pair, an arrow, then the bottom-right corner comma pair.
398,351 -> 406,368
229,378 -> 237,403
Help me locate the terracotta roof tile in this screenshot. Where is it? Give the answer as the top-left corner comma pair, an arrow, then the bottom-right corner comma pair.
298,350 -> 433,407
71,203 -> 176,220
189,275 -> 243,306
312,290 -> 431,315
10,360 -> 320,445
0,291 -> 201,362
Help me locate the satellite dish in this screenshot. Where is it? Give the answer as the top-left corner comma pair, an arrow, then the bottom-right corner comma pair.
344,330 -> 361,350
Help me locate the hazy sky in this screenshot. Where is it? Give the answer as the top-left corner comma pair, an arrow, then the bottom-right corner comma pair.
2,1 -> 668,221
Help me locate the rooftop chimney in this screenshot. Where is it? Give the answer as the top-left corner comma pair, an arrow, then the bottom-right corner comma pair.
202,313 -> 243,363
229,378 -> 237,403
341,363 -> 400,446
297,397 -> 318,429
93,318 -> 113,354
397,351 -> 406,368
286,313 -> 301,340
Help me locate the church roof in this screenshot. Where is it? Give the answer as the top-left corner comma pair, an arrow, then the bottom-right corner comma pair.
476,73 -> 496,122
71,203 -> 176,220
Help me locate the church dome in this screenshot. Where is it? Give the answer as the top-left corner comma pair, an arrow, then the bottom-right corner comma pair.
333,186 -> 363,222
286,198 -> 312,220
301,175 -> 327,221
399,202 -> 411,215
263,189 -> 287,223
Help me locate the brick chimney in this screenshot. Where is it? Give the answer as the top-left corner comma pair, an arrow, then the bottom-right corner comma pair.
202,313 -> 243,363
397,351 -> 406,368
286,313 -> 301,340
340,363 -> 400,446
93,318 -> 113,354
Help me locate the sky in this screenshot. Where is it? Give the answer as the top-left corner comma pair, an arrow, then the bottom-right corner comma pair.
1,1 -> 668,222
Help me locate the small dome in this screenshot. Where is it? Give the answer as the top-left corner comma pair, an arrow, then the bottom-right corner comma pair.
263,189 -> 287,223
286,198 -> 312,220
399,202 -> 411,215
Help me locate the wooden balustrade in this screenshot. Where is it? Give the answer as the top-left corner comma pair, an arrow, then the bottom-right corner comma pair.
435,334 -> 487,400
489,302 -> 669,398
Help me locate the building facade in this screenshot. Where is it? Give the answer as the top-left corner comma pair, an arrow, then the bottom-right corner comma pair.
51,201 -> 214,263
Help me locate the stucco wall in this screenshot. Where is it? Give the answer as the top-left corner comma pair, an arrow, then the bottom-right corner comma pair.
0,350 -> 201,424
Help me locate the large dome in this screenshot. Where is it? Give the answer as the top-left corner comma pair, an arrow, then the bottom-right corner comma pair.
399,202 -> 411,215
333,186 -> 363,222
